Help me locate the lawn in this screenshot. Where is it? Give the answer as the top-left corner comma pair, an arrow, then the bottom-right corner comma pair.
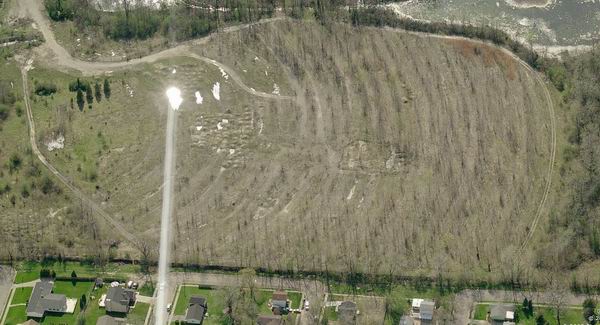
3,305 -> 27,325
473,304 -> 488,320
174,286 -> 228,325
138,281 -> 155,296
11,287 -> 33,305
127,302 -> 150,325
14,261 -> 138,284
172,286 -> 297,325
516,306 -> 585,325
323,306 -> 338,322
287,291 -> 302,309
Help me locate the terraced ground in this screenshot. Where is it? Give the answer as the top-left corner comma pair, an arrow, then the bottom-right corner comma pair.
2,20 -> 554,278
172,21 -> 554,276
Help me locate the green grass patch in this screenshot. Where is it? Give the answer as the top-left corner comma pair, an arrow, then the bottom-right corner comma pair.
10,287 -> 33,305
516,305 -> 586,325
14,261 -> 139,284
287,291 -> 302,309
173,286 -> 228,325
323,306 -> 338,322
127,302 -> 150,324
3,305 -> 27,325
138,281 -> 155,296
473,304 -> 488,320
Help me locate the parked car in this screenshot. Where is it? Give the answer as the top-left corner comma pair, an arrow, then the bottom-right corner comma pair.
304,300 -> 309,311
167,303 -> 172,313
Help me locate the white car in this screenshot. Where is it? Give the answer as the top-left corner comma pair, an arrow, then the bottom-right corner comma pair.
304,300 -> 309,310
166,303 -> 172,313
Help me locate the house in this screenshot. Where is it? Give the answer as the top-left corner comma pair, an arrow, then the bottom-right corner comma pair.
26,281 -> 68,318
398,315 -> 414,325
490,304 -> 515,325
270,291 -> 289,315
104,287 -> 136,314
337,301 -> 358,325
19,320 -> 39,325
257,315 -> 283,325
96,315 -> 125,325
411,298 -> 434,321
419,301 -> 435,321
185,296 -> 207,324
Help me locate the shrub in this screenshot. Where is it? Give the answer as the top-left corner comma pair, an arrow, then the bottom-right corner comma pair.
0,103 -> 9,121
34,82 -> 57,96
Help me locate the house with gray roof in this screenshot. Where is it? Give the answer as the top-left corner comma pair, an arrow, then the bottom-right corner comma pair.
490,304 -> 515,325
26,281 -> 68,318
270,291 -> 289,315
419,301 -> 435,321
185,296 -> 207,324
105,287 -> 136,314
96,315 -> 125,325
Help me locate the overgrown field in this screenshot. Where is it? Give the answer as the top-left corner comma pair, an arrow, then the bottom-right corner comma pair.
0,21 -> 555,281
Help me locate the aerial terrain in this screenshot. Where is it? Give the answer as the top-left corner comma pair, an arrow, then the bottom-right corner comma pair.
0,0 -> 600,324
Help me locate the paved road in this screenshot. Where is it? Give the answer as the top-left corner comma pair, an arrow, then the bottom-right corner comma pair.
0,266 -> 15,325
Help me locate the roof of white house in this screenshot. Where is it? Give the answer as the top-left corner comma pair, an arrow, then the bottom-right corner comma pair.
411,299 -> 424,308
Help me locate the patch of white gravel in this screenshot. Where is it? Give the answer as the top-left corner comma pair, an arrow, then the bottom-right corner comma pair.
47,135 -> 65,151
212,82 -> 220,101
219,67 -> 229,80
195,91 -> 203,104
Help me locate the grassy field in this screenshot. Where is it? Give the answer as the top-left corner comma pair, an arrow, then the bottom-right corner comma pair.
473,303 -> 488,320
3,305 -> 26,325
14,261 -> 139,284
10,287 -> 32,305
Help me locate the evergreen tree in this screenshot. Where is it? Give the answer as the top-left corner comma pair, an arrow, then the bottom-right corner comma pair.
94,81 -> 102,102
76,89 -> 84,111
103,78 -> 111,99
85,86 -> 93,105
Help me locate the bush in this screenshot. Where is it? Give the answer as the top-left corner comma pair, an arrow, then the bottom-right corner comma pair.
34,82 -> 57,96
45,0 -> 75,21
0,103 -> 9,121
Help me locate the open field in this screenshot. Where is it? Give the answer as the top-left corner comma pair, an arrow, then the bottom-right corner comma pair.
0,18 -> 556,280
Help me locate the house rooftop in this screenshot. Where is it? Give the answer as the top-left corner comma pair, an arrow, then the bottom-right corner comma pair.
96,315 -> 125,325
26,281 -> 68,318
105,287 -> 136,313
185,296 -> 207,324
490,304 -> 515,321
272,291 -> 288,302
